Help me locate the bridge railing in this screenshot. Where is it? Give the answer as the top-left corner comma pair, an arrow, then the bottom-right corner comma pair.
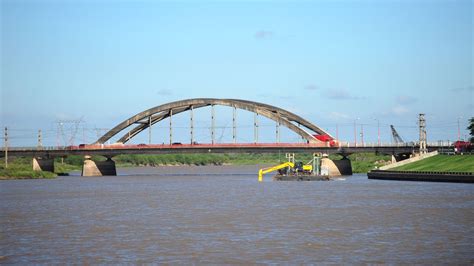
338,142 -> 416,148
336,141 -> 453,148
0,141 -> 454,152
0,146 -> 68,151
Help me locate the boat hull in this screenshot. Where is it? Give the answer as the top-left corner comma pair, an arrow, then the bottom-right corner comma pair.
273,174 -> 331,181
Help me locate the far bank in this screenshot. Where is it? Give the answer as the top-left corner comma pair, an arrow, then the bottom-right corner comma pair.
1,152 -> 392,179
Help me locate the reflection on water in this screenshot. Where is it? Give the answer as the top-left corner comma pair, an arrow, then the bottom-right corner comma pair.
1,165 -> 473,264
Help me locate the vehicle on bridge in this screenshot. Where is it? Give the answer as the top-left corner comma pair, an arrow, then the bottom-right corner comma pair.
313,134 -> 337,147
453,141 -> 472,154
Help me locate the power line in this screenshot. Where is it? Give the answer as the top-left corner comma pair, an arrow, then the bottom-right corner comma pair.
56,118 -> 84,147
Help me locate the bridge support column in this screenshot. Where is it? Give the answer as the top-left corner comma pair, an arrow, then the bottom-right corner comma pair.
82,156 -> 117,176
321,157 -> 352,176
33,157 -> 55,172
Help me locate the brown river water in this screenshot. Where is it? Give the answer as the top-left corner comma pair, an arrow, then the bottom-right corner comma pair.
1,165 -> 473,264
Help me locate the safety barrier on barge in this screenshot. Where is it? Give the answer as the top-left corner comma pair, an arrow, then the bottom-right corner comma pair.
368,170 -> 474,183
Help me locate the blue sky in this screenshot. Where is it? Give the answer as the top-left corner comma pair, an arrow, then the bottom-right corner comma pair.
1,0 -> 472,146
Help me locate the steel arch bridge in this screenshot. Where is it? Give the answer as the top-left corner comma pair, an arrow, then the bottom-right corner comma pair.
95,98 -> 333,145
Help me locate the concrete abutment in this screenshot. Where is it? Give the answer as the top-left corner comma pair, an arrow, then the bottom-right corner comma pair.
321,157 -> 352,176
82,156 -> 117,176
380,151 -> 439,170
32,157 -> 55,172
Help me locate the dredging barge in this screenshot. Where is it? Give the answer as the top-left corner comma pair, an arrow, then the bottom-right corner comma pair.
258,153 -> 331,181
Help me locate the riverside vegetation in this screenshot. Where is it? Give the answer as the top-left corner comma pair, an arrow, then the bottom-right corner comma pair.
114,153 -> 392,173
0,153 -> 392,179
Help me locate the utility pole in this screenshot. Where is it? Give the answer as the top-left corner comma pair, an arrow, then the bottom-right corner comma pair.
457,117 -> 461,141
373,118 -> 380,146
56,123 -> 61,148
38,129 -> 43,150
4,127 -> 8,169
377,119 -> 380,146
169,110 -> 173,145
149,116 -> 152,145
56,119 -> 84,146
360,124 -> 364,146
419,113 -> 427,154
276,120 -> 280,143
190,106 -> 194,144
353,118 -> 358,146
82,126 -> 85,144
211,105 -> 215,144
254,113 -> 259,143
232,106 -> 236,144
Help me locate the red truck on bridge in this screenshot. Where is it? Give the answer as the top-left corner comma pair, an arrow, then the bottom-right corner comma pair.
313,134 -> 337,147
453,141 -> 472,153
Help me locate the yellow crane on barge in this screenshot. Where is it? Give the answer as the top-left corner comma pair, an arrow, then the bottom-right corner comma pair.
258,153 -> 329,182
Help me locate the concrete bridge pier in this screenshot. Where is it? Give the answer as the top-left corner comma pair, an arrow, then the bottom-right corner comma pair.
33,157 -> 55,172
82,156 -> 117,176
321,156 -> 352,176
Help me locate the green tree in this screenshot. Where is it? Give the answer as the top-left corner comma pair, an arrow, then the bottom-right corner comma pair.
468,117 -> 474,143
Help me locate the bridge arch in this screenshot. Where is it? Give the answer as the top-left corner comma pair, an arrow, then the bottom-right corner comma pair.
94,98 -> 333,144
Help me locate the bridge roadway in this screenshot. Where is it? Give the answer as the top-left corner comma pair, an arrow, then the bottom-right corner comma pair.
1,143 -> 442,158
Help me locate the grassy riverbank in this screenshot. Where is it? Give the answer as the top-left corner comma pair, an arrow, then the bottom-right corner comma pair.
392,155 -> 474,172
0,158 -> 56,180
0,157 -> 83,180
0,167 -> 56,179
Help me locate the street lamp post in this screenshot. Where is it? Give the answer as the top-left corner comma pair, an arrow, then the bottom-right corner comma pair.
4,127 -> 8,169
373,118 -> 380,146
457,116 -> 462,141
354,117 -> 360,146
354,119 -> 357,146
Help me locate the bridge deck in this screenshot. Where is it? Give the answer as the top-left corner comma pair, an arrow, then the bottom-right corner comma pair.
0,143 -> 443,158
